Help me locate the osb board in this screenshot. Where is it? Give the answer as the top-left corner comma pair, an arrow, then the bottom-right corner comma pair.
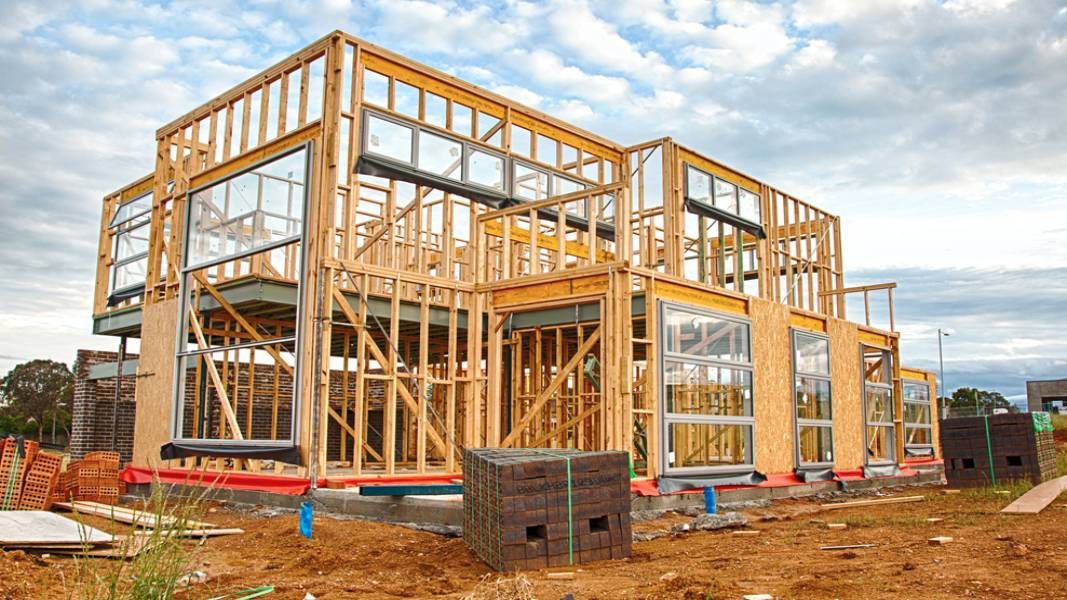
654,280 -> 747,316
789,311 -> 826,333
750,298 -> 795,474
132,297 -> 178,468
857,328 -> 890,348
492,274 -> 608,306
828,317 -> 864,470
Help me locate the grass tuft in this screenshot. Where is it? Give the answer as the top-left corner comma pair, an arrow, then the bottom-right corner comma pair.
462,573 -> 536,600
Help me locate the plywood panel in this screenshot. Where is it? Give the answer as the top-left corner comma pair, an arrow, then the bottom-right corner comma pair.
655,280 -> 748,316
828,317 -> 863,470
132,298 -> 178,468
751,297 -> 795,474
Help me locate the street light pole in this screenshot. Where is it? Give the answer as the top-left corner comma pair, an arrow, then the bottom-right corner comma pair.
937,329 -> 949,419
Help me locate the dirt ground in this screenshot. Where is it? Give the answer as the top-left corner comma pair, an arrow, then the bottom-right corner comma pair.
2,483 -> 1065,600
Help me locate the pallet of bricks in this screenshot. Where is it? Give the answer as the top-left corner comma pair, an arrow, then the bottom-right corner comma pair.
940,412 -> 1058,488
54,451 -> 123,505
1,437 -> 63,510
463,448 -> 631,571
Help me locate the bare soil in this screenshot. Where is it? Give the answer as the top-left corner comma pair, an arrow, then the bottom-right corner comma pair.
3,479 -> 1066,599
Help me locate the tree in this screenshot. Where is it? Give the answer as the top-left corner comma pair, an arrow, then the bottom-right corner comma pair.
943,387 -> 1017,415
0,359 -> 73,441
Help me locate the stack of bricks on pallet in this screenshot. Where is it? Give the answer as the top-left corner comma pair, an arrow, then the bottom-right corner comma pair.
55,450 -> 122,505
940,413 -> 1057,488
1,438 -> 64,510
463,448 -> 631,571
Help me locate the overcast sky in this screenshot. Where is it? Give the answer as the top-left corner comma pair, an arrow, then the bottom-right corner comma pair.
0,0 -> 1064,404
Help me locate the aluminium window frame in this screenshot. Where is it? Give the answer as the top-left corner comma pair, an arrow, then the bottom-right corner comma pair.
110,217 -> 151,296
682,163 -> 763,230
170,141 -> 313,447
659,300 -> 756,476
792,329 -> 834,468
860,344 -> 896,465
902,378 -> 934,451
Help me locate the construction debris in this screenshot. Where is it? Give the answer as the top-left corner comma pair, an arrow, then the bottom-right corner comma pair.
928,536 -> 954,546
0,511 -> 114,549
1001,475 -> 1067,515
820,495 -> 924,510
55,500 -> 216,529
1,437 -> 63,511
826,523 -> 848,530
671,511 -> 747,533
820,544 -> 876,551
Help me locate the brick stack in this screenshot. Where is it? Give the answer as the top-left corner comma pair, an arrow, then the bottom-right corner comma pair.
56,450 -> 122,505
0,437 -> 64,510
940,412 -> 1058,488
463,448 -> 631,571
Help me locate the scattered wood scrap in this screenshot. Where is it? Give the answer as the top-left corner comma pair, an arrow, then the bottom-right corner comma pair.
925,518 -> 944,523
820,544 -> 876,551
928,536 -> 953,546
826,523 -> 848,530
546,572 -> 575,580
1001,476 -> 1067,515
820,496 -> 924,510
54,500 -> 215,529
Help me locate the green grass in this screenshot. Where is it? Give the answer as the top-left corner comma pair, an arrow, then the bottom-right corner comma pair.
959,478 -> 1034,501
1051,413 -> 1067,431
1058,446 -> 1067,477
63,478 -> 215,600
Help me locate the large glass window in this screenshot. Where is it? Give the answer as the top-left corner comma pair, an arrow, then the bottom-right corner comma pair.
661,302 -> 754,474
109,191 -> 153,294
793,331 -> 833,466
863,347 -> 895,464
174,143 -> 309,446
683,164 -> 761,225
903,379 -> 933,453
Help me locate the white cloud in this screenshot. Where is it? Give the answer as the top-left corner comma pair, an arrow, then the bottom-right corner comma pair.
787,39 -> 837,70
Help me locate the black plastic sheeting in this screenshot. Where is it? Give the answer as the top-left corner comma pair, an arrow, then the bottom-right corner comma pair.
107,283 -> 145,307
356,155 -> 617,242
862,463 -> 901,478
657,470 -> 766,494
795,466 -> 836,483
683,197 -> 766,239
160,442 -> 302,465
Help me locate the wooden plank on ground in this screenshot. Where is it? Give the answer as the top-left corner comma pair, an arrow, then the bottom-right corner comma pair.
820,495 -> 924,510
54,501 -> 215,529
1001,476 -> 1067,514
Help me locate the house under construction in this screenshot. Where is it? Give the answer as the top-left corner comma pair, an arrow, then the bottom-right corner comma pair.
90,31 -> 940,488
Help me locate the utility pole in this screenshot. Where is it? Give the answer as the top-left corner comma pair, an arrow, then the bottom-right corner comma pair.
937,328 -> 949,419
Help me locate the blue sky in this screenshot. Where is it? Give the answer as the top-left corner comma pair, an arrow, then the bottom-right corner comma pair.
0,0 -> 1065,405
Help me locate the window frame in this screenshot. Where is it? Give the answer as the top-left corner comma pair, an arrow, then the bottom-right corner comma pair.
792,329 -> 834,468
903,378 -> 934,452
170,141 -> 313,447
110,217 -> 151,295
682,163 -> 762,229
861,345 -> 896,465
659,300 -> 756,475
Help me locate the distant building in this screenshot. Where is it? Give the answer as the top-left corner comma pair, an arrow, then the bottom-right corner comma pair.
1026,379 -> 1067,413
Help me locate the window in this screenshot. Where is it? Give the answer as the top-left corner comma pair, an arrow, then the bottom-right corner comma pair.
794,331 -> 833,466
109,191 -> 153,294
661,302 -> 754,474
365,114 -> 414,164
683,164 -> 761,225
418,131 -> 462,180
467,149 -> 505,191
862,347 -> 895,464
903,380 -> 933,451
174,143 -> 309,445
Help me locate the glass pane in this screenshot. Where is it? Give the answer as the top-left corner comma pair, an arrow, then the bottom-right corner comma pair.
662,306 -> 750,362
906,426 -> 932,446
109,192 -> 153,228
668,422 -> 751,468
796,377 -> 832,420
904,402 -> 931,425
866,425 -> 894,462
799,425 -> 834,464
363,70 -> 389,106
686,166 -> 711,204
664,361 -> 752,417
467,149 -> 504,190
865,387 -> 893,423
114,222 -> 150,262
714,178 -> 738,214
113,256 -> 147,291
417,131 -> 462,180
187,147 -> 306,268
795,333 -> 829,375
513,163 -> 549,201
366,116 -> 413,163
739,188 -> 760,223
903,381 -> 930,402
864,349 -> 891,384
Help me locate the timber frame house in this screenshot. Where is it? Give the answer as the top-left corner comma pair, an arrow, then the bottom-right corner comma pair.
93,32 -> 940,485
